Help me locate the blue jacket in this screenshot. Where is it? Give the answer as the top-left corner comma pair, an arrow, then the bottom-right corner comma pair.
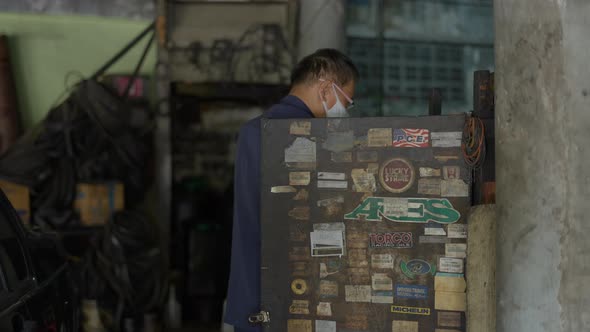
225,95 -> 314,331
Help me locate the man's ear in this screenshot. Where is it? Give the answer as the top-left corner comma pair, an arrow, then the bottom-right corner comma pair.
317,80 -> 331,101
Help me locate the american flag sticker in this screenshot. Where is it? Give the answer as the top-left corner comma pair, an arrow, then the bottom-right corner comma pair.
393,129 -> 430,147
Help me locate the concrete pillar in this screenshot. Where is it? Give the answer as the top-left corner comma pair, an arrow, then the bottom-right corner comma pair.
297,0 -> 346,60
495,1 -> 590,331
467,205 -> 496,332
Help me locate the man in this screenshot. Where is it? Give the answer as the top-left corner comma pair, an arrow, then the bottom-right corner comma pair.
225,48 -> 359,331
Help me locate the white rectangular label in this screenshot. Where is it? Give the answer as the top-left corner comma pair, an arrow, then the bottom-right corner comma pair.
439,257 -> 464,273
311,230 -> 344,257
431,132 -> 462,148
345,285 -> 372,302
383,198 -> 409,217
285,137 -> 316,163
445,243 -> 467,258
318,172 -> 346,180
317,180 -> 348,189
371,254 -> 394,269
441,179 -> 469,197
372,273 -> 393,291
448,224 -> 467,238
315,320 -> 336,332
425,225 -> 446,236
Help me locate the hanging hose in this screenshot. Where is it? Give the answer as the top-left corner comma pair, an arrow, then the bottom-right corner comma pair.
462,115 -> 486,169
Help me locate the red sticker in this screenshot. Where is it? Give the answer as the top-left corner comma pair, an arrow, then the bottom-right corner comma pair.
379,158 -> 415,193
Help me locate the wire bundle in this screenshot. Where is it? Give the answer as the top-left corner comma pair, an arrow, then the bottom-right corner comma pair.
461,115 -> 486,168
83,210 -> 165,331
0,80 -> 151,228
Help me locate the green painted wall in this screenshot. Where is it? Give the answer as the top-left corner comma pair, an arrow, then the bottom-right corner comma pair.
0,13 -> 156,127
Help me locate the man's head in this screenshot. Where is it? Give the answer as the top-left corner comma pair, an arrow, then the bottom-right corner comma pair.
289,48 -> 359,117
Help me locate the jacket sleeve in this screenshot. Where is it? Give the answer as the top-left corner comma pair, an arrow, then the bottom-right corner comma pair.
224,121 -> 262,331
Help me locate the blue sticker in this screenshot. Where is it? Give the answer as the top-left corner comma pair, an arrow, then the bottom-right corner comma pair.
395,284 -> 428,300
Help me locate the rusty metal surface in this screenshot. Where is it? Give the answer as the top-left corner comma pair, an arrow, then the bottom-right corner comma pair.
261,116 -> 469,332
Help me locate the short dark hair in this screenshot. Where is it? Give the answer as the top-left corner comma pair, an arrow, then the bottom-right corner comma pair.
290,48 -> 360,87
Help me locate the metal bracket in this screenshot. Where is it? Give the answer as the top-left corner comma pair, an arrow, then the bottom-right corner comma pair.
248,311 -> 271,324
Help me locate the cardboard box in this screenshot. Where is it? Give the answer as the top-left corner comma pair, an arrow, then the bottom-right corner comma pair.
0,179 -> 30,225
74,182 -> 124,226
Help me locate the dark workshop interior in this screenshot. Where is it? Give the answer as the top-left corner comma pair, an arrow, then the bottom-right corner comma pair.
0,0 -> 588,332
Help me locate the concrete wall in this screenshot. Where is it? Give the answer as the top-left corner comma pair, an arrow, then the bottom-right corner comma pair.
495,0 -> 590,331
0,13 -> 155,127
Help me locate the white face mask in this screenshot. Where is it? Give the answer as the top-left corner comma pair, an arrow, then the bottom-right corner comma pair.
321,84 -> 350,118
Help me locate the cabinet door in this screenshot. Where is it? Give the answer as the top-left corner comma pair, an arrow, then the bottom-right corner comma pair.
261,116 -> 469,332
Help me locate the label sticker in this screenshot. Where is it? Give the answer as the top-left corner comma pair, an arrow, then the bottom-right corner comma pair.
293,188 -> 309,201
368,128 -> 393,147
291,262 -> 310,277
372,273 -> 393,291
393,129 -> 430,148
425,223 -> 446,236
319,280 -> 339,298
431,132 -> 462,148
317,180 -> 348,189
418,178 -> 441,195
322,131 -> 354,153
289,300 -> 310,315
448,224 -> 467,238
310,230 -> 345,257
290,121 -> 311,136
318,172 -> 346,180
435,328 -> 462,332
445,243 -> 467,258
289,172 -> 311,186
317,196 -> 344,207
395,284 -> 428,300
435,291 -> 466,312
442,166 -> 460,179
317,302 -> 332,317
419,167 -> 441,177
331,151 -> 353,163
371,254 -> 394,269
351,169 -> 377,192
372,290 -> 394,304
419,236 -> 450,244
344,197 -> 461,224
435,274 -> 466,293
441,179 -> 469,197
392,320 -> 419,332
439,257 -> 464,273
288,206 -> 310,220
400,259 -> 436,279
357,151 -> 378,162
383,198 -> 409,217
344,315 -> 369,330
438,311 -> 462,328
391,305 -> 431,316
369,232 -> 413,248
379,158 -> 415,193
315,320 -> 336,332
285,137 -> 316,163
287,319 -> 312,332
291,279 -> 308,295
271,186 -> 296,193
319,260 -> 341,279
289,247 -> 310,261
345,285 -> 372,302
289,224 -> 307,242
348,249 -> 369,268
435,155 -> 460,162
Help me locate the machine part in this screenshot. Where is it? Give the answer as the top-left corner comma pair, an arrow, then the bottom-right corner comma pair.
248,311 -> 270,324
